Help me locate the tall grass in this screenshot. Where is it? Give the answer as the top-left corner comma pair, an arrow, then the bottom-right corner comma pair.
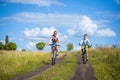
89,48 -> 120,80
0,51 -> 51,80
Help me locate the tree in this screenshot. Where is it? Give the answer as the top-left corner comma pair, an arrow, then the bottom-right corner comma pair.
36,42 -> 46,51
112,44 -> 117,48
0,42 -> 4,50
22,49 -> 26,51
5,35 -> 9,45
8,42 -> 17,50
5,35 -> 9,50
5,43 -> 9,50
67,42 -> 73,51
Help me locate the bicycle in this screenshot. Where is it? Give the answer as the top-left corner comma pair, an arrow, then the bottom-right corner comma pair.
48,44 -> 60,65
81,44 -> 91,64
81,45 -> 88,64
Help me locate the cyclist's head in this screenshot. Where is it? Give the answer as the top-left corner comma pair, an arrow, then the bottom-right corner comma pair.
53,31 -> 57,36
84,34 -> 87,39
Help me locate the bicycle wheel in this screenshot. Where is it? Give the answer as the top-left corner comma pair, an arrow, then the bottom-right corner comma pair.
83,52 -> 87,64
54,49 -> 57,64
51,49 -> 56,65
51,48 -> 55,65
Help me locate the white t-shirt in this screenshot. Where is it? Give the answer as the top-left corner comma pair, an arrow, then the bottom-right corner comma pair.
80,38 -> 91,46
51,35 -> 60,43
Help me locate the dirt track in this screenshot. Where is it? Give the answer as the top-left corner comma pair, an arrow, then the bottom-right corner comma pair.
12,55 -> 66,80
12,54 -> 96,80
70,56 -> 96,80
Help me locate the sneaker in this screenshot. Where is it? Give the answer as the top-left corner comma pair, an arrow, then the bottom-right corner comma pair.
87,59 -> 88,61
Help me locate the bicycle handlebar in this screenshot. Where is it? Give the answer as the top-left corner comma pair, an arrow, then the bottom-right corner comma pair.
47,44 -> 60,46
79,43 -> 92,47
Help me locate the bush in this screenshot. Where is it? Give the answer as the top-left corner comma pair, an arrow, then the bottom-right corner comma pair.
0,42 -> 4,50
36,42 -> 46,51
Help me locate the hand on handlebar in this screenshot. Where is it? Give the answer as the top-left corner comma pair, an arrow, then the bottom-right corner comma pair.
47,43 -> 50,46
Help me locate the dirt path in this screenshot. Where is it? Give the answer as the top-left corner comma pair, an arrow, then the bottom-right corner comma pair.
70,56 -> 96,80
12,55 -> 66,80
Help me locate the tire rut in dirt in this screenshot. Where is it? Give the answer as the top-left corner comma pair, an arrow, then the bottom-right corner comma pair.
12,55 -> 66,80
70,56 -> 96,80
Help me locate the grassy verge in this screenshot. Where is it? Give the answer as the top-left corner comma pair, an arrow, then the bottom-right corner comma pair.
0,51 -> 51,80
89,48 -> 120,80
33,53 -> 78,80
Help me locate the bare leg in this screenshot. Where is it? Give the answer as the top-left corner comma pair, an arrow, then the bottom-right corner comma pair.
55,46 -> 58,53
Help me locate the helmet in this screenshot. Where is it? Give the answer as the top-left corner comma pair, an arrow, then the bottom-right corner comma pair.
54,31 -> 57,34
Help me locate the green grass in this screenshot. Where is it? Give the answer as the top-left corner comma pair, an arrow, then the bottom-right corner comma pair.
0,51 -> 51,80
89,48 -> 120,80
2,48 -> 119,80
33,53 -> 78,80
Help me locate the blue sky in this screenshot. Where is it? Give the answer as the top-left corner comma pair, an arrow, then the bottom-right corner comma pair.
0,0 -> 120,51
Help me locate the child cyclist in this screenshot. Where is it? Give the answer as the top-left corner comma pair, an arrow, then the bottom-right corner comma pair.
79,34 -> 91,61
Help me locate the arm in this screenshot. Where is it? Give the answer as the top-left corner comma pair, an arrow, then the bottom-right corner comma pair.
79,40 -> 83,46
57,36 -> 60,45
87,39 -> 92,47
48,37 -> 52,45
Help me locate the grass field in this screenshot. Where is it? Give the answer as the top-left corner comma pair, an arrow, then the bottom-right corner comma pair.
0,51 -> 51,80
89,48 -> 120,80
0,48 -> 120,80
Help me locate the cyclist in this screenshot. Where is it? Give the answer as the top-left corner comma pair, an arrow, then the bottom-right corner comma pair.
79,34 -> 91,61
47,31 -> 60,56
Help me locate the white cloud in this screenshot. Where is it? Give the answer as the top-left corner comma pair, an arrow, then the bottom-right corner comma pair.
0,40 -> 5,44
23,27 -> 40,37
23,27 -> 56,40
19,37 -> 24,41
78,16 -> 97,36
1,12 -> 116,37
94,19 -> 111,25
26,42 -> 36,49
96,11 -> 120,19
10,37 -> 16,41
67,16 -> 97,36
41,27 -> 56,36
0,12 -> 81,27
27,37 -> 46,40
3,0 -> 65,7
96,28 -> 116,37
67,16 -> 116,37
60,35 -> 68,41
67,29 -> 76,35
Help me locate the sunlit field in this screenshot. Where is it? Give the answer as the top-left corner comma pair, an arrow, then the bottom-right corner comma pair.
0,48 -> 120,80
0,51 -> 51,80
89,48 -> 120,80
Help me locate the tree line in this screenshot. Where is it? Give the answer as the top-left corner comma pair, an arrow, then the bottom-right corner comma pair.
0,35 -> 17,50
0,35 -> 73,51
35,42 -> 73,51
